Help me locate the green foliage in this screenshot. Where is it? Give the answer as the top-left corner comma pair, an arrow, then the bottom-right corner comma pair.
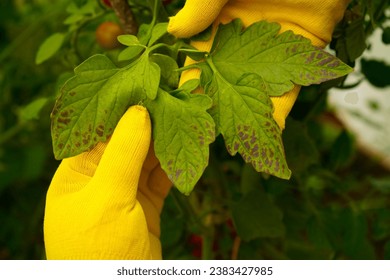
147,89 -> 215,195
360,58 -> 390,88
36,33 -> 66,64
51,16 -> 351,193
1,0 -> 390,260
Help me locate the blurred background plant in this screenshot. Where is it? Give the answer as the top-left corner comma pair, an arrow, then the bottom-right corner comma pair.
0,0 -> 389,260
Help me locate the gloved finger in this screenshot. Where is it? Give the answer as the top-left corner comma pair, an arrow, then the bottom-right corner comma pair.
92,105 -> 151,202
168,0 -> 228,38
60,142 -> 107,177
47,142 -> 108,196
137,144 -> 172,239
271,85 -> 300,130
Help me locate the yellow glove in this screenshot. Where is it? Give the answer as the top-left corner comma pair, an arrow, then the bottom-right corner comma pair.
44,105 -> 172,259
168,0 -> 350,129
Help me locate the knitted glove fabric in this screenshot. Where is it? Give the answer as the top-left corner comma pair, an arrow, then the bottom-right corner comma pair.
168,0 -> 350,129
44,106 -> 171,259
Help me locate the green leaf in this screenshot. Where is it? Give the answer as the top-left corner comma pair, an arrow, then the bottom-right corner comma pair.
150,53 -> 178,89
327,130 -> 355,170
117,34 -> 141,46
283,118 -> 319,174
369,177 -> 390,194
176,79 -> 200,93
210,19 -> 353,96
35,33 -> 65,64
18,97 -> 49,121
191,25 -> 213,41
382,27 -> 390,44
361,58 -> 390,88
204,66 -> 291,179
137,23 -> 153,45
232,189 -> 285,241
149,22 -> 168,46
63,14 -> 84,25
196,19 -> 353,180
118,45 -> 145,62
146,89 -> 215,195
331,17 -> 366,64
51,54 -> 160,159
135,53 -> 160,99
323,209 -> 376,259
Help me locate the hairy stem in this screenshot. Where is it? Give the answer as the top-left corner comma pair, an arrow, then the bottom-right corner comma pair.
109,0 -> 138,35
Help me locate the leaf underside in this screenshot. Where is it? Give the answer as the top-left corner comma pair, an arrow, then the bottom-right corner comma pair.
147,89 -> 215,195
51,19 -> 353,193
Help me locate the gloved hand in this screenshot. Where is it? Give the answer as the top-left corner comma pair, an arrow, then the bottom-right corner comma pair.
168,0 -> 350,129
44,105 -> 172,259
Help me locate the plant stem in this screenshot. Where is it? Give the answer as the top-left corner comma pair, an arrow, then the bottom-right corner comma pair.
109,0 -> 138,35
201,227 -> 214,260
231,236 -> 241,260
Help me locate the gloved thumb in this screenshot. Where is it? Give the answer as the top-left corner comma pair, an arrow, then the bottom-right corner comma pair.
168,0 -> 228,38
91,105 -> 151,201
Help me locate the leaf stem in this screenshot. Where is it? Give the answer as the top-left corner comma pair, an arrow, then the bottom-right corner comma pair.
231,236 -> 241,260
148,43 -> 170,52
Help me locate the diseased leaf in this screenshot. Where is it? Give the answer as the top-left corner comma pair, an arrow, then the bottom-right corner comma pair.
210,19 -> 353,96
196,19 -> 353,180
146,89 -> 215,195
204,67 -> 291,179
50,19 -> 354,194
51,53 -> 160,159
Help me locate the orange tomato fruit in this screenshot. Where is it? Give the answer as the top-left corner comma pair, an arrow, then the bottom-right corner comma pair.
95,21 -> 123,50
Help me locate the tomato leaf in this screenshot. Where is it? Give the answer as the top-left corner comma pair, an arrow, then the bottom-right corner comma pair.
35,33 -> 65,64
146,89 -> 215,195
149,22 -> 169,46
197,19 -> 353,180
210,19 -> 353,96
51,53 -> 160,159
204,67 -> 291,179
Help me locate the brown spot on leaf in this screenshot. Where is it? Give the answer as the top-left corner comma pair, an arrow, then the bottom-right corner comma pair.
95,124 -> 104,137
316,56 -> 334,67
175,169 -> 183,180
305,52 -> 316,63
57,117 -> 70,125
